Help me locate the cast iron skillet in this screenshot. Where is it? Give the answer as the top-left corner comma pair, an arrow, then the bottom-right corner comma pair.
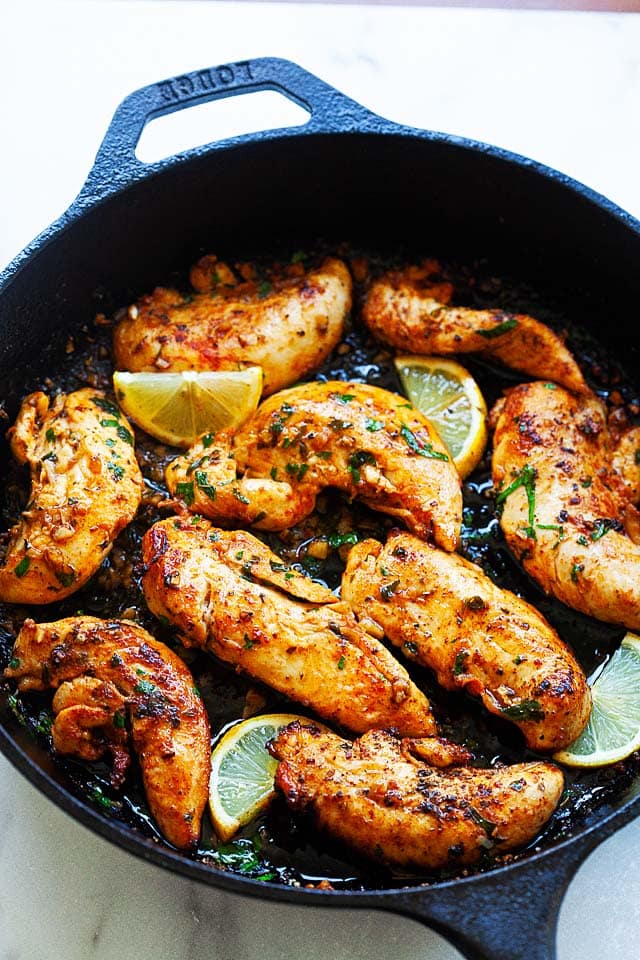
1,58 -> 640,960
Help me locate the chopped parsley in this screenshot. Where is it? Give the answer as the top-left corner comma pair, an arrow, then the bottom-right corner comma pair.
194,470 -> 216,501
501,699 -> 545,721
202,433 -> 215,447
285,462 -> 309,481
175,481 -> 195,506
107,462 -> 124,481
45,427 -> 56,443
270,467 -> 278,480
100,418 -> 120,428
327,531 -> 358,549
453,650 -> 469,676
380,579 -> 401,601
495,464 -> 537,539
14,557 -> 30,578
476,317 -> 519,339
92,396 -> 120,416
348,450 -> 377,483
400,424 -> 449,461
243,634 -> 255,650
113,711 -> 126,730
365,417 -> 384,432
337,655 -> 346,670
257,280 -> 273,299
332,393 -> 356,404
543,382 -> 557,390
232,488 -> 250,505
116,425 -> 134,445
328,418 -> 352,431
8,657 -> 20,670
55,571 -> 76,588
571,562 -> 584,582
134,679 -> 158,695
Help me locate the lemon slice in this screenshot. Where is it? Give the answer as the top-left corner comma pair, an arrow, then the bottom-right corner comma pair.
209,713 -> 314,841
394,355 -> 488,478
554,633 -> 640,768
113,368 -> 263,447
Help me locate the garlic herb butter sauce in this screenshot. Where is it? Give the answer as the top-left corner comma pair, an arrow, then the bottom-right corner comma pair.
1,250 -> 639,890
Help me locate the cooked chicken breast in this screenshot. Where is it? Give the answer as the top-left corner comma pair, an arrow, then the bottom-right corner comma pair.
0,389 -> 143,604
363,260 -> 588,394
141,517 -> 436,736
4,616 -> 210,850
165,381 -> 462,551
342,532 -> 590,751
270,723 -> 564,870
113,257 -> 352,396
492,381 -> 640,629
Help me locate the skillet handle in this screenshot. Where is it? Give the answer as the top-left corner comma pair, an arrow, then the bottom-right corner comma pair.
80,57 -> 378,201
385,838 -> 598,960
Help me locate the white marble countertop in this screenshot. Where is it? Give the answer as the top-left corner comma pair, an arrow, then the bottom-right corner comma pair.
1,2 -> 640,958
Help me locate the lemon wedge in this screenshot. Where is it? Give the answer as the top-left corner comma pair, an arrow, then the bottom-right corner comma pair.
113,368 -> 263,447
394,355 -> 488,478
209,713 -> 315,841
554,633 -> 640,768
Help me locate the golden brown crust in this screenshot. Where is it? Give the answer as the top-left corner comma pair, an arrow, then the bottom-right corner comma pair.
0,389 -> 143,604
363,260 -> 589,394
492,381 -> 640,629
4,616 -> 210,850
113,257 -> 352,395
271,724 -> 564,870
165,380 -> 462,551
141,517 -> 436,737
342,532 -> 591,751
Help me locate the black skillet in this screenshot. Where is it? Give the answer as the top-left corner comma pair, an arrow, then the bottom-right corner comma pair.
1,58 -> 639,960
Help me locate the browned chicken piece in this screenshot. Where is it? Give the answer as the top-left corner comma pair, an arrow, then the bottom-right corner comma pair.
363,260 -> 589,394
492,381 -> 640,630
3,616 -> 210,850
270,723 -> 564,871
141,517 -> 436,736
0,389 -> 143,604
342,532 -> 590,751
113,257 -> 352,396
165,381 -> 462,551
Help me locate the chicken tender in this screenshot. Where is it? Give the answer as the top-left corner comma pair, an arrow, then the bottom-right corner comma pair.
363,260 -> 588,394
141,517 -> 436,736
492,381 -> 640,630
0,389 -> 143,604
113,257 -> 352,396
4,616 -> 210,850
342,532 -> 590,751
165,381 -> 462,551
270,723 -> 564,871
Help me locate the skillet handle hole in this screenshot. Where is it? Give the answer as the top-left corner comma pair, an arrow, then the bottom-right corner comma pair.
135,91 -> 310,164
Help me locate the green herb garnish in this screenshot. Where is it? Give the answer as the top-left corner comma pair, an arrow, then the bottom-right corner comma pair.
14,557 -> 30,578
400,424 -> 449,461
380,579 -> 401,601
571,563 -> 584,582
194,470 -> 216,501
495,464 -> 537,539
337,655 -> 346,670
92,397 -> 120,416
45,427 -> 55,443
365,418 -> 384,432
176,481 -> 195,506
348,450 -> 377,483
453,650 -> 468,676
500,699 -> 545,721
476,318 -> 519,339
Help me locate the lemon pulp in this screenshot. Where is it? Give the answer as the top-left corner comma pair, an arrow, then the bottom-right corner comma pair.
113,367 -> 263,448
394,355 -> 488,478
209,713 -> 311,841
554,633 -> 640,768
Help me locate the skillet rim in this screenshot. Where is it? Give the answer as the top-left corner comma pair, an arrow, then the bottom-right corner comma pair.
1,61 -> 640,903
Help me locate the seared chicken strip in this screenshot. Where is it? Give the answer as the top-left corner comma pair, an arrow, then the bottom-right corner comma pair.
363,260 -> 588,394
342,532 -> 590,751
142,517 -> 436,736
4,616 -> 210,850
0,389 -> 143,604
492,381 -> 640,629
166,381 -> 462,551
270,723 -> 564,870
113,257 -> 352,396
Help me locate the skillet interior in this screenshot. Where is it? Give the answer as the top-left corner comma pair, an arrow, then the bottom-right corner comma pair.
2,129 -> 640,898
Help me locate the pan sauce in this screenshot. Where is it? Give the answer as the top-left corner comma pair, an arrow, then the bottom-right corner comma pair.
1,249 -> 639,890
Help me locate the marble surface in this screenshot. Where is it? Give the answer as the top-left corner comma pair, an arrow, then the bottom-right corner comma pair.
1,2 -> 640,958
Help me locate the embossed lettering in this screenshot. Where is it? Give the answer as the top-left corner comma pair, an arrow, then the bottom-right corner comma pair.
158,80 -> 178,103
216,65 -> 235,85
235,60 -> 254,81
175,75 -> 195,97
197,69 -> 216,91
